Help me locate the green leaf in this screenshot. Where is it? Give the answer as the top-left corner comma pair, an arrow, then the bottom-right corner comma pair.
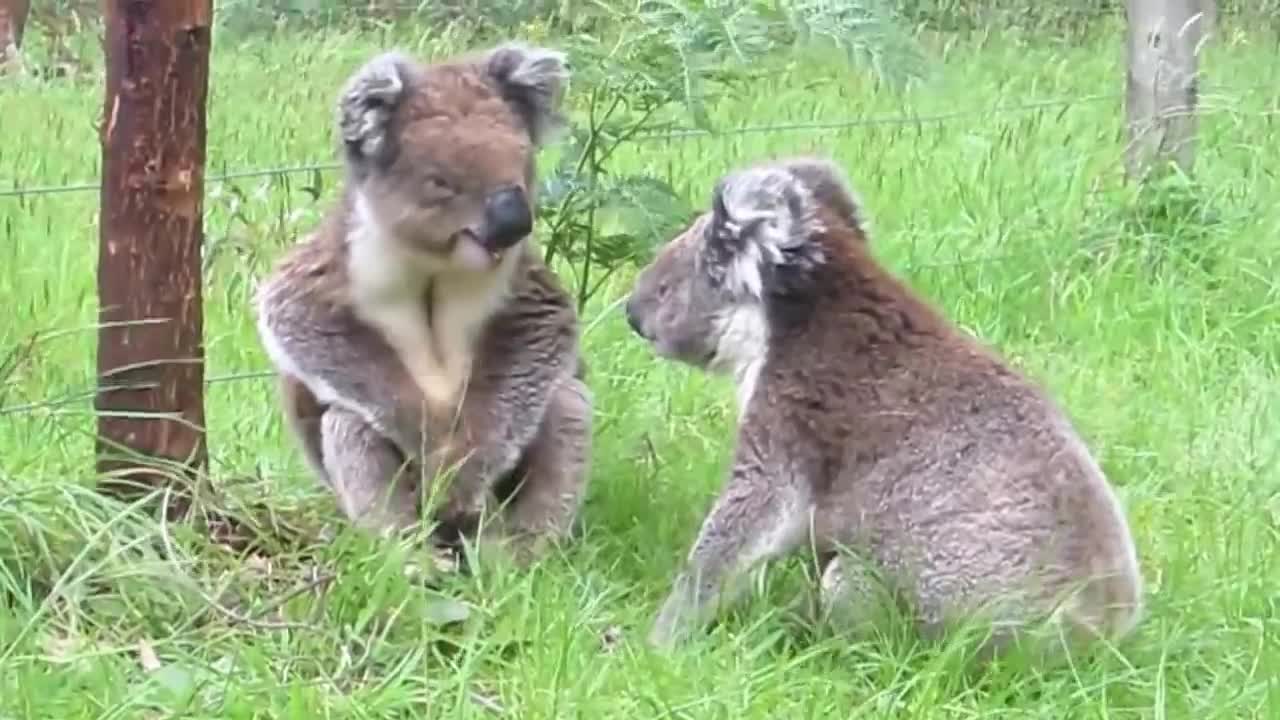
597,174 -> 696,255
775,0 -> 928,88
422,596 -> 472,626
152,664 -> 198,706
540,0 -> 924,310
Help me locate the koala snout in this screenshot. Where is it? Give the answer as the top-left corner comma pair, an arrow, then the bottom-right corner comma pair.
481,185 -> 533,250
624,296 -> 649,339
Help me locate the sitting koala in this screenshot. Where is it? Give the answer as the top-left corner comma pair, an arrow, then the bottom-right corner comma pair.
624,156 -> 1143,663
254,43 -> 591,565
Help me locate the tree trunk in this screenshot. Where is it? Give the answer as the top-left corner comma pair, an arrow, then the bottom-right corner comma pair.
1125,0 -> 1214,182
0,0 -> 31,70
97,0 -> 213,515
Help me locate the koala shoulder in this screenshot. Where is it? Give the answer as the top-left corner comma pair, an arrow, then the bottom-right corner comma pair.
257,201 -> 356,309
253,206 -> 416,430
473,250 -> 580,377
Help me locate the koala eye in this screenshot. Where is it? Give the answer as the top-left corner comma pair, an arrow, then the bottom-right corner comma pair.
421,174 -> 455,203
657,280 -> 671,299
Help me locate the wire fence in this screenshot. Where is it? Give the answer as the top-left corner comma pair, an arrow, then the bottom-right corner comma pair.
1,77 -> 1275,418
3,79 -> 1275,201
0,91 -> 1126,200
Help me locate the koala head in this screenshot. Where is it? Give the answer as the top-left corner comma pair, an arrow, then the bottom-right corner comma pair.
624,156 -> 865,375
337,43 -> 570,272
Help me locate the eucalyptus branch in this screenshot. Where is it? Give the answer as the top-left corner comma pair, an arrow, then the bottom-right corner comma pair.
533,0 -> 922,309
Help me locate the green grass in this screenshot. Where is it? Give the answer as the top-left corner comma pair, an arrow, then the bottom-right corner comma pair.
2,16 -> 1280,719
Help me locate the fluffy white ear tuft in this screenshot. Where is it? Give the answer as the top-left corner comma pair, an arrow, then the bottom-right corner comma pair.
706,165 -> 824,298
336,51 -> 411,164
778,156 -> 868,235
486,43 -> 571,146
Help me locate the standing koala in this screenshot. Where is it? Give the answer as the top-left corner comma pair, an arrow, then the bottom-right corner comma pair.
624,156 -> 1143,662
254,43 -> 591,565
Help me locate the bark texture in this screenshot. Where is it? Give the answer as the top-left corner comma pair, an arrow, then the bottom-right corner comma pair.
1125,0 -> 1214,181
97,0 -> 213,511
0,0 -> 31,70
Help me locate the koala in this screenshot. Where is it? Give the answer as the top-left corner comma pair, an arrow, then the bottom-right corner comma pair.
254,43 -> 592,566
624,156 -> 1143,664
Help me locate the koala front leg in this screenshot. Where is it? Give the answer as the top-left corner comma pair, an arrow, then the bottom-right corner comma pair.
649,456 -> 812,650
432,364 -> 579,536
423,268 -> 584,552
483,376 -> 593,565
427,421 -> 524,536
320,407 -> 420,534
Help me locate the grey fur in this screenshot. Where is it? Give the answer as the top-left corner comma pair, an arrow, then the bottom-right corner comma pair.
337,51 -> 410,164
484,43 -> 571,147
626,156 -> 1144,664
258,244 -> 593,558
255,45 -> 591,565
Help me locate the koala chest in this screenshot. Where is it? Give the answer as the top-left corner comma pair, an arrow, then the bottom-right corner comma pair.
351,271 -> 516,416
359,300 -> 459,410
344,213 -> 523,414
358,299 -> 484,415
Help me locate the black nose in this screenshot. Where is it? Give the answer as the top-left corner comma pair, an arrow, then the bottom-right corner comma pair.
624,297 -> 647,338
482,185 -> 533,250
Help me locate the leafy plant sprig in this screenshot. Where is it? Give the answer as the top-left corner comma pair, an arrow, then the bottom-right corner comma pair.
538,0 -> 928,311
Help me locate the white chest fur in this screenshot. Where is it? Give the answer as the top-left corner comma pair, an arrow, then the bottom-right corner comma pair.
709,304 -> 769,412
345,193 -> 517,412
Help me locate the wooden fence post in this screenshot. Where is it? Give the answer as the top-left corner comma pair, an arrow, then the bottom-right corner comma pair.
1125,0 -> 1215,182
97,0 -> 213,514
0,0 -> 31,71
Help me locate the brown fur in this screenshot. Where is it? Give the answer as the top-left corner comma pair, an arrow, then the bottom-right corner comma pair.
625,156 -> 1142,665
255,44 -> 591,565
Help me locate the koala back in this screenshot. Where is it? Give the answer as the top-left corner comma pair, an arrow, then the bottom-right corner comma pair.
629,156 -> 1143,648
771,166 -> 1140,644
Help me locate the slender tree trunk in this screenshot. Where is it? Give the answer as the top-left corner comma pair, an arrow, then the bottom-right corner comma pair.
0,0 -> 31,71
97,0 -> 213,515
1125,0 -> 1215,182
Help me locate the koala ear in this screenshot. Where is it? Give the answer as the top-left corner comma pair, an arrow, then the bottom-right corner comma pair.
706,178 -> 754,256
337,51 -> 410,166
704,176 -> 768,298
485,43 -> 570,146
778,156 -> 867,236
713,166 -> 811,253
708,179 -> 736,243
706,165 -> 826,298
